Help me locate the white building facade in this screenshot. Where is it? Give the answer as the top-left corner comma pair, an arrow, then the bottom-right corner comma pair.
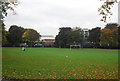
83,28 -> 89,40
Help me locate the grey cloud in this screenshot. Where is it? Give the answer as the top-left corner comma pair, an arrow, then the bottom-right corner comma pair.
5,0 -> 118,36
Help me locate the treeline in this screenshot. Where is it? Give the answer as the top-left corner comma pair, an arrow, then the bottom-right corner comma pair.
55,23 -> 120,49
2,25 -> 40,47
2,23 -> 120,49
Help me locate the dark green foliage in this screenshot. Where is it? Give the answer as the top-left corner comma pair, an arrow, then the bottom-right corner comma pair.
105,23 -> 118,29
2,26 -> 9,46
7,25 -> 25,46
117,25 -> 120,48
0,0 -> 18,46
55,27 -> 72,48
2,25 -> 40,47
69,28 -> 84,45
0,19 -> 9,46
55,27 -> 84,48
88,27 -> 101,47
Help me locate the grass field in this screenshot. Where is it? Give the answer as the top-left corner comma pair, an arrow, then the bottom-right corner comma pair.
2,47 -> 118,79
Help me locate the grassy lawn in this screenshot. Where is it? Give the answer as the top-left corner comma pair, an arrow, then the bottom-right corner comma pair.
2,47 -> 118,79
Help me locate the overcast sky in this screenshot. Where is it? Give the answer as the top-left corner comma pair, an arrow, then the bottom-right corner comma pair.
5,0 -> 118,36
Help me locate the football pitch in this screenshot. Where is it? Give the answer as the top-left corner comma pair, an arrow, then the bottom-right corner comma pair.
2,47 -> 118,79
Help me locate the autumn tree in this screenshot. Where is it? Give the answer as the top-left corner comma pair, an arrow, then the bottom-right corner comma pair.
100,28 -> 118,48
0,0 -> 18,16
22,29 -> 40,46
0,0 -> 18,27
98,0 -> 118,22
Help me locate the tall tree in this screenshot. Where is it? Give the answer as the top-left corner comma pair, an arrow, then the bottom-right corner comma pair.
69,27 -> 84,45
0,0 -> 18,46
55,27 -> 72,48
8,25 -> 25,46
0,0 -> 18,26
55,27 -> 84,48
100,28 -> 118,48
88,27 -> 101,47
118,25 -> 120,48
2,26 -> 9,46
22,29 -> 40,42
0,20 -> 6,46
100,23 -> 119,48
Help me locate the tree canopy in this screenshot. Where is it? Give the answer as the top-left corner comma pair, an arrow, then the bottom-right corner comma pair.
55,27 -> 84,48
100,23 -> 119,48
105,23 -> 118,29
7,25 -> 25,46
2,25 -> 40,47
88,27 -> 101,47
0,0 -> 18,46
22,29 -> 40,42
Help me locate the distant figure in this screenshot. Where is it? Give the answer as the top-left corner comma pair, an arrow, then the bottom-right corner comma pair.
22,47 -> 24,51
24,47 -> 26,51
22,47 -> 26,51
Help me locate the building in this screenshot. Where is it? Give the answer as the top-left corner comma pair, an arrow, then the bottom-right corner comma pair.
83,28 -> 89,40
42,39 -> 55,47
40,35 -> 55,47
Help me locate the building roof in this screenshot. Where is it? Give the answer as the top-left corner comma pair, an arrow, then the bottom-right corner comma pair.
40,35 -> 55,40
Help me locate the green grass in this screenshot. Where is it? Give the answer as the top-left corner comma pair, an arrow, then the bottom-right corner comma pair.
2,47 -> 118,79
